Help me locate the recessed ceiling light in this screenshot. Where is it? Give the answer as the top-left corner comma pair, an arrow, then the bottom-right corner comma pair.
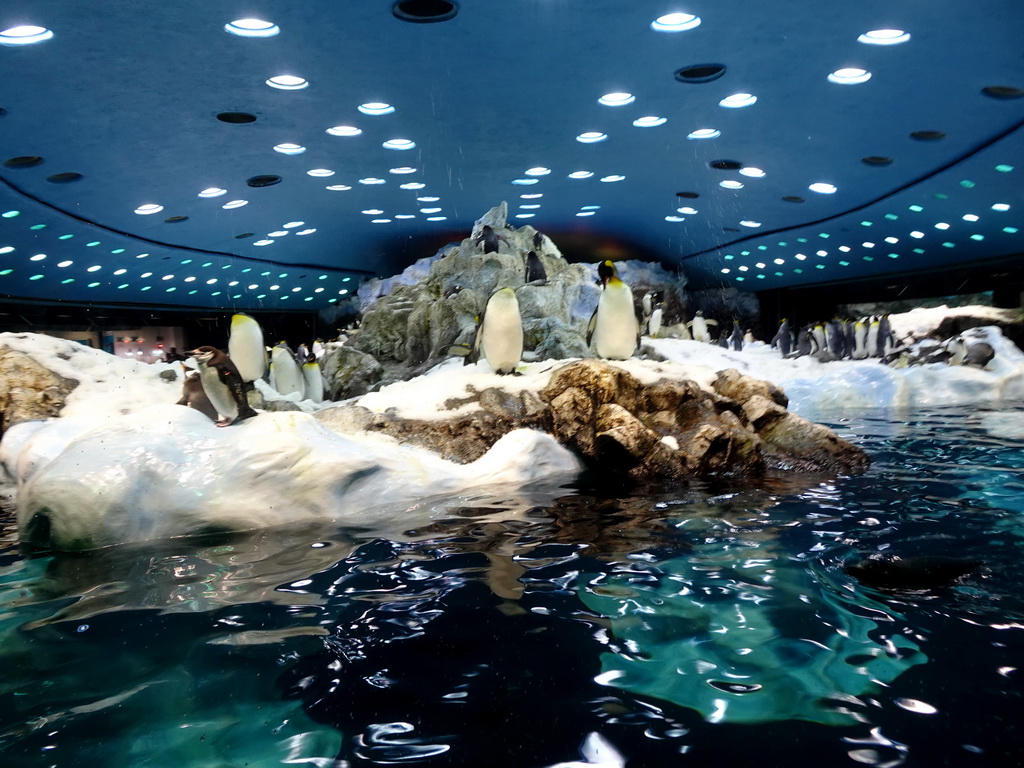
273,143 -> 305,155
358,102 -> 395,115
719,93 -> 757,108
362,209 -> 385,215
389,167 -> 417,174
29,253 -> 46,261
225,19 -> 280,38
688,128 -> 720,140
520,204 -> 541,210
254,239 -> 274,246
581,205 -> 600,210
677,207 -> 698,215
739,167 -> 765,178
57,260 -> 72,267
394,214 -> 416,220
665,216 -> 685,222
651,13 -> 701,32
283,221 -> 304,228
525,167 -> 552,176
417,196 -> 440,202
992,203 -> 1010,211
371,219 -> 391,224
598,92 -> 635,106
327,125 -> 362,137
600,175 -> 625,182
909,231 -> 924,238
307,169 -> 335,177
326,184 -> 352,191
134,204 -> 164,215
223,199 -> 249,209
382,139 -> 415,150
962,214 -> 979,222
577,132 -> 608,143
0,26 -> 53,45
198,187 -> 227,198
296,228 -> 316,235
995,164 -> 1014,172
568,171 -> 594,179
740,220 -> 762,228
400,182 -> 426,189
576,212 -> 596,217
809,182 -> 837,194
720,180 -> 744,189
426,216 -> 447,221
512,178 -> 539,185
828,68 -> 871,85
935,222 -> 950,230
858,29 -> 909,45
268,230 -> 289,237
419,207 -> 442,213
359,177 -> 386,185
632,116 -> 667,127
516,213 -> 535,219
266,75 -> 308,90
521,193 -> 543,199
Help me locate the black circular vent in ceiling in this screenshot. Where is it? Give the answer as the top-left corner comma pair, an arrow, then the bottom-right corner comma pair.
910,130 -> 946,141
234,232 -> 255,239
164,216 -> 189,223
47,172 -> 83,183
709,159 -> 742,171
0,107 -> 6,117
676,191 -> 700,199
782,196 -> 805,203
392,0 -> 459,22
675,64 -> 727,83
4,155 -> 43,168
247,174 -> 282,187
862,156 -> 894,166
217,112 -> 258,124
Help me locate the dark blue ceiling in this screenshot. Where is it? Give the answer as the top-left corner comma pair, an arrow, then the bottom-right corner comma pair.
1,1 -> 1022,310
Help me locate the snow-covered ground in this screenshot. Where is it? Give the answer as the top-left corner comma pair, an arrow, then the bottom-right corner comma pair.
1,306 -> 1021,549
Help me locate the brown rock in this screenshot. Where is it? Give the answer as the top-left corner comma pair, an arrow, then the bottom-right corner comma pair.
0,344 -> 79,435
713,368 -> 789,408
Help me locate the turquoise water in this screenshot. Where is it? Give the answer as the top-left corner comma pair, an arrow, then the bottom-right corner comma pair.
1,404 -> 1023,767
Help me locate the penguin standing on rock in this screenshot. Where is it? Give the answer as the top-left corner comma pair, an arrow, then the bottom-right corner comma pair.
187,346 -> 259,427
467,287 -> 524,375
524,250 -> 547,284
588,260 -> 640,360
474,225 -> 507,254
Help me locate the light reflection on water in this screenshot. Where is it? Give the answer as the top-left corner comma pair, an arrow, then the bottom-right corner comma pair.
1,403 -> 1023,767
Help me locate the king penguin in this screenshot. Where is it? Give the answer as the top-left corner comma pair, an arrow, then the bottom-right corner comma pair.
301,352 -> 325,403
467,287 -> 524,374
187,346 -> 259,427
588,260 -> 640,360
228,313 -> 267,384
270,344 -> 306,398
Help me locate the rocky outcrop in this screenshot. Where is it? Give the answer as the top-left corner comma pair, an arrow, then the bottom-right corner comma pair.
319,345 -> 384,400
316,360 -> 869,479
0,343 -> 78,436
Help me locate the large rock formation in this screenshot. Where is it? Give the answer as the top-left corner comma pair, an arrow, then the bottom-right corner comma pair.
315,360 -> 869,480
0,342 -> 78,436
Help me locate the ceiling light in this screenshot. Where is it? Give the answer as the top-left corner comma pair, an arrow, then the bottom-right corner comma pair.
809,182 -> 837,194
568,171 -> 594,179
426,216 -> 447,221
739,167 -> 765,178
283,221 -> 304,228
394,214 -> 416,220
29,254 -> 46,261
225,19 -> 280,38
598,92 -> 635,106
688,128 -> 720,140
307,169 -> 335,177
651,13 -> 701,32
935,222 -> 950,230
576,212 -> 595,217
633,116 -> 667,127
512,179 -> 539,185
828,68 -> 871,84
389,167 -> 417,174
254,239 -> 274,246
665,216 -> 685,222
326,185 -> 352,191
522,193 -> 543,199
327,125 -> 362,137
773,258 -> 784,265
577,132 -> 608,143
677,207 -> 698,215
525,167 -> 551,176
371,219 -> 391,224
57,260 -> 72,267
268,230 -> 289,237
296,228 -> 316,235
992,203 -> 1010,211
362,209 -> 385,215
198,187 -> 227,198
795,254 -> 807,260
222,200 -> 248,209
0,26 -> 53,45
400,182 -> 425,189
962,214 -> 979,222
417,196 -> 440,202
858,29 -> 909,45
266,75 -> 308,90
909,231 -> 924,238
600,175 -> 625,182
358,103 -> 395,115
419,207 -> 442,213
581,205 -> 600,210
359,177 -> 386,185
720,180 -> 744,189
740,220 -> 762,228
516,214 -> 535,219
273,143 -> 306,155
134,204 -> 164,215
383,139 -> 415,150
719,93 -> 757,108
520,204 -> 541,210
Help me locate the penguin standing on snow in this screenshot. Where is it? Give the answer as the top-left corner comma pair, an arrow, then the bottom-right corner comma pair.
689,310 -> 715,343
187,346 -> 259,427
771,319 -> 793,357
228,313 -> 267,384
176,363 -> 220,422
467,287 -> 524,375
588,260 -> 640,360
729,321 -> 744,351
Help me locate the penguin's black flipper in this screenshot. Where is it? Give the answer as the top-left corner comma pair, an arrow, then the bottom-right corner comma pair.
465,313 -> 484,366
586,306 -> 599,347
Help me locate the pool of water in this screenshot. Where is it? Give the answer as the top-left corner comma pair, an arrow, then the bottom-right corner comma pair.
2,403 -> 1023,767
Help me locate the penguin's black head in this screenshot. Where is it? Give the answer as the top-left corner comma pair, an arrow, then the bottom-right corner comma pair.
187,346 -> 221,363
597,260 -> 617,285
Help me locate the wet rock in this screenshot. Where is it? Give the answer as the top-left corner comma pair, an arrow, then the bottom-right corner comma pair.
0,345 -> 78,434
320,346 -> 384,400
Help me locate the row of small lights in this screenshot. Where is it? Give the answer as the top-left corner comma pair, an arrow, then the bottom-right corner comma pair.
0,210 -> 356,301
716,196 -> 1016,282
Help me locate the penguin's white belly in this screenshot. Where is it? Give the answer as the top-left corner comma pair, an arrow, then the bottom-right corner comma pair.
302,362 -> 325,403
691,318 -> 709,343
649,308 -> 663,338
594,287 -> 638,360
228,314 -> 266,383
270,348 -> 306,398
199,366 -> 238,420
481,311 -> 524,373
